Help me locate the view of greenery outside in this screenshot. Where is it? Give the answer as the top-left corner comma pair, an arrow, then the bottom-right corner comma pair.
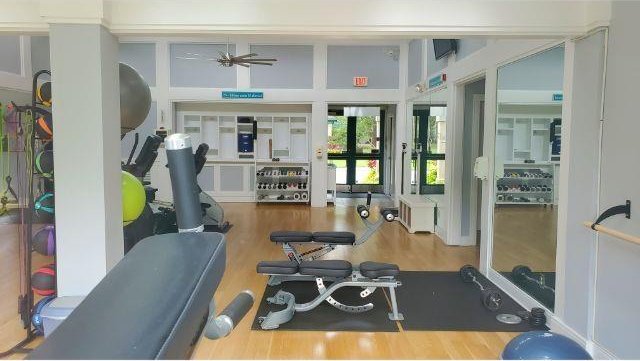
327,116 -> 381,184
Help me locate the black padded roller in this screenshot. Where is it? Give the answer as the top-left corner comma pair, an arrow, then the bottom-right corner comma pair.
220,291 -> 254,327
165,134 -> 203,232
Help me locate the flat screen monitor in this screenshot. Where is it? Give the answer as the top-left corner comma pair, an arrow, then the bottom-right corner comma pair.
433,39 -> 458,60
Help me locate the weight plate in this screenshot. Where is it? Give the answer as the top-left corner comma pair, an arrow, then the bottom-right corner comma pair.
496,313 -> 522,324
459,264 -> 476,283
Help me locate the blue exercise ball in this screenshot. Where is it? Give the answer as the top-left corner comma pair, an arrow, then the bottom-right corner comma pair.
32,296 -> 56,335
502,331 -> 591,360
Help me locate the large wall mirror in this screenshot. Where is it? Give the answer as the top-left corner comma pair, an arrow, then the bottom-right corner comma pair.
492,45 -> 564,310
411,88 -> 447,195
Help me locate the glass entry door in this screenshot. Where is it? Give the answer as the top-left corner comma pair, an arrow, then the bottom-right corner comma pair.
328,110 -> 384,193
412,106 -> 446,194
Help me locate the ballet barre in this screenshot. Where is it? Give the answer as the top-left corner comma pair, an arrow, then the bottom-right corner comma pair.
583,221 -> 640,246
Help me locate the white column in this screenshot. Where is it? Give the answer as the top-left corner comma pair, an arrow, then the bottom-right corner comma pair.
50,24 -> 123,296
310,43 -> 328,207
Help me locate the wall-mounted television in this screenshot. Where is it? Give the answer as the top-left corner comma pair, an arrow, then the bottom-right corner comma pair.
433,39 -> 458,60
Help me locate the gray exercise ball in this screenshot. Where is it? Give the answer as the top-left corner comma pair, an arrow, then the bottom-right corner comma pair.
119,62 -> 151,136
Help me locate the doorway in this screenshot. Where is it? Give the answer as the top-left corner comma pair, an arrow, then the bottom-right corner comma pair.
328,106 -> 385,193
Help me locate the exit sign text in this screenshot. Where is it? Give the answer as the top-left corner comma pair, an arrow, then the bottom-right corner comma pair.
353,76 -> 368,87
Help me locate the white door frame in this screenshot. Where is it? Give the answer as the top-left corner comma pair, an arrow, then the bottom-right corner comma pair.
468,93 -> 485,245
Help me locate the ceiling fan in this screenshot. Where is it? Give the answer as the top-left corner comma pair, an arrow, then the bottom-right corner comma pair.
176,43 -> 277,68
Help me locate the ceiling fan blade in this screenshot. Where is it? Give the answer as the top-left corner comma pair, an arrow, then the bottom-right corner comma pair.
233,53 -> 259,59
235,62 -> 250,68
176,56 -> 201,60
242,58 -> 277,62
240,61 -> 274,66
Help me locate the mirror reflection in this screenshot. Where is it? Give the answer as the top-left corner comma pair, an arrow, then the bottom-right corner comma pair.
492,46 -> 564,310
411,88 -> 447,195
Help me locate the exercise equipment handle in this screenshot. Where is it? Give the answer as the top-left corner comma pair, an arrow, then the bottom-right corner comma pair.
205,290 -> 255,340
583,221 -> 640,246
366,191 -> 372,207
165,134 -> 203,232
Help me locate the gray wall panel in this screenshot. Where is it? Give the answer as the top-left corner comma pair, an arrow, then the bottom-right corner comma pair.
0,35 -> 22,74
250,45 -> 313,89
327,45 -> 399,89
119,43 -> 156,86
497,46 -> 564,90
170,43 -> 237,88
408,39 -> 423,85
31,36 -> 51,73
457,38 -> 487,61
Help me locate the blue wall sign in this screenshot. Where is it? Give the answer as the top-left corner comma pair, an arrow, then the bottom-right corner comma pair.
552,93 -> 563,101
222,91 -> 264,99
428,74 -> 446,88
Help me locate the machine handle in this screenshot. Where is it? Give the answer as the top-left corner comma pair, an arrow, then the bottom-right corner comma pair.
205,290 -> 255,340
357,205 -> 370,219
165,134 -> 203,232
366,191 -> 372,207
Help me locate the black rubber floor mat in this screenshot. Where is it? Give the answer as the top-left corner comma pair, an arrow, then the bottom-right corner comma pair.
395,271 -> 548,332
252,281 -> 399,332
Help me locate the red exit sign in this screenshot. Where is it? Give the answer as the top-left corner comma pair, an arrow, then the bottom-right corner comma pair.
353,76 -> 368,87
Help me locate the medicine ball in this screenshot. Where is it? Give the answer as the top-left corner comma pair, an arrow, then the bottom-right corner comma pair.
37,82 -> 52,107
33,225 -> 55,256
34,192 -> 55,215
35,114 -> 53,140
32,295 -> 55,335
35,150 -> 54,178
122,171 -> 145,225
32,264 -> 56,296
119,63 -> 151,136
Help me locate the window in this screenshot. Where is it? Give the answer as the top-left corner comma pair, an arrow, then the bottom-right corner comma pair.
413,106 -> 446,194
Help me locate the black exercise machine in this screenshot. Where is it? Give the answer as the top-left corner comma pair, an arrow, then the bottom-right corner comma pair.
28,134 -> 252,359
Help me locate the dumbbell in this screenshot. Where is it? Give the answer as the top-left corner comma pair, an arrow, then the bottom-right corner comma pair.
512,265 -> 555,294
459,265 -> 503,311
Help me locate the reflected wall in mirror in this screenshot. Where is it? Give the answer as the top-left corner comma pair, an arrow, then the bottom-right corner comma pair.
411,88 -> 447,195
492,45 -> 564,311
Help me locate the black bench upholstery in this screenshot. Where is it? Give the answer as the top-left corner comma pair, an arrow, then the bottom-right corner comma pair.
256,260 -> 299,274
299,260 -> 353,278
360,261 -> 400,279
312,232 -> 356,245
28,232 -> 227,360
270,231 -> 313,243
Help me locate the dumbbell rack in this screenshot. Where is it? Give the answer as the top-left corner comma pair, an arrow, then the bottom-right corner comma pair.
496,164 -> 554,206
255,162 -> 309,203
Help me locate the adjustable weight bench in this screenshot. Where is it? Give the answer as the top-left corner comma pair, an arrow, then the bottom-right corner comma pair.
256,260 -> 403,330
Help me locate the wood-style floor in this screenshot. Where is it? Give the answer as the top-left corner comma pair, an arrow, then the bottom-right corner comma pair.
1,200 -> 517,359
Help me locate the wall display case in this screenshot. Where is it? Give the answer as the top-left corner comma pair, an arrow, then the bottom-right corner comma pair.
176,110 -> 310,203
495,163 -> 554,205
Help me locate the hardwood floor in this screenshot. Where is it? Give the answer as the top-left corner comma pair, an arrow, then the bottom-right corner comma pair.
1,200 -> 517,359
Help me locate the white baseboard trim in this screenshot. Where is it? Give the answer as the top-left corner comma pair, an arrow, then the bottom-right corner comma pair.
486,268 -> 617,359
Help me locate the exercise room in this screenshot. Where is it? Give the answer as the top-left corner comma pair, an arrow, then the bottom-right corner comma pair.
0,1 -> 639,360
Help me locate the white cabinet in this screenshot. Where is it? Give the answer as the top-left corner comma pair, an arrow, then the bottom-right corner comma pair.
398,194 -> 437,233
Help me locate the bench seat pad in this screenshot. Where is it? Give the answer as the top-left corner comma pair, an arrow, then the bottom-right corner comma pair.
312,232 -> 356,245
256,260 -> 299,275
299,260 -> 353,278
270,231 -> 313,243
360,261 -> 400,278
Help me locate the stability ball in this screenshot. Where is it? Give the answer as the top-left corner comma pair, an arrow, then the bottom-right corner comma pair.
119,63 -> 151,136
33,225 -> 56,256
122,171 -> 146,225
32,295 -> 55,335
502,331 -> 592,360
32,264 -> 56,296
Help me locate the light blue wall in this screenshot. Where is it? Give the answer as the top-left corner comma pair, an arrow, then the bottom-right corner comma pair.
0,35 -> 22,74
121,101 -> 157,159
497,46 -> 564,90
456,38 -> 487,61
426,39 -> 448,77
119,43 -> 156,87
170,43 -> 237,88
31,36 -> 50,73
408,39 -> 423,85
327,45 -> 400,89
250,45 -> 313,89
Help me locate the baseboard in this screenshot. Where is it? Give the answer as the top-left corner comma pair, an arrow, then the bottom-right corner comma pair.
588,340 -> 617,359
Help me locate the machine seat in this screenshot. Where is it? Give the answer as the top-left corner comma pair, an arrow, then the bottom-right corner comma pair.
256,260 -> 299,275
270,231 -> 313,243
312,232 -> 356,245
359,262 -> 400,279
299,260 -> 353,278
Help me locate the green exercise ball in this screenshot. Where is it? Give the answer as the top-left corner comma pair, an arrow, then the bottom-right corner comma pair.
122,171 -> 145,225
119,62 -> 151,136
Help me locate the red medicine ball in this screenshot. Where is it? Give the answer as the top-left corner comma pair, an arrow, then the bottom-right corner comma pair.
32,263 -> 56,296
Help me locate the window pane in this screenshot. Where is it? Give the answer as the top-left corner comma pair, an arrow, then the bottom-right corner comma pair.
427,107 -> 447,154
328,116 -> 348,154
425,159 -> 445,185
328,159 -> 347,184
355,116 -> 381,154
355,159 -> 379,184
410,159 -> 417,185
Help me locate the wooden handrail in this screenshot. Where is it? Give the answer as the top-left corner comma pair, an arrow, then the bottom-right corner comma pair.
583,221 -> 640,246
